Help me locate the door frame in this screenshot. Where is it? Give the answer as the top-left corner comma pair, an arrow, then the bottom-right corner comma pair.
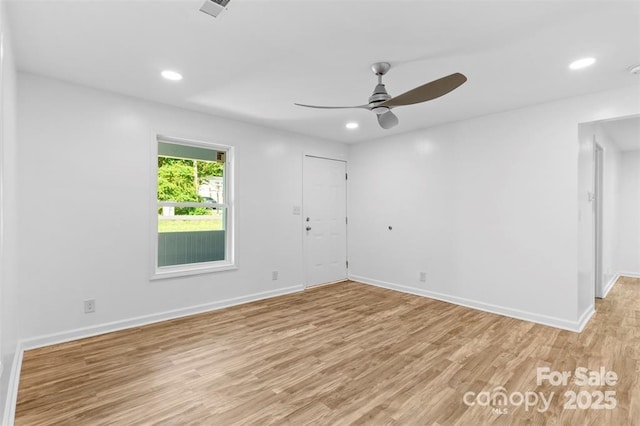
301,154 -> 348,289
593,141 -> 604,298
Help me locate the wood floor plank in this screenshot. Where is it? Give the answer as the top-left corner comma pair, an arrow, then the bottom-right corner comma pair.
15,278 -> 640,425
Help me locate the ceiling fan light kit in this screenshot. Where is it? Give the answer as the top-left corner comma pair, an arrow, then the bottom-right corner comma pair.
295,62 -> 467,130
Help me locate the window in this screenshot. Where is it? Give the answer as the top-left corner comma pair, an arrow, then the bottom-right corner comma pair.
153,136 -> 234,278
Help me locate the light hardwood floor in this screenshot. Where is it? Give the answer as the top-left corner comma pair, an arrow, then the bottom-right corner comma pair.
15,277 -> 640,425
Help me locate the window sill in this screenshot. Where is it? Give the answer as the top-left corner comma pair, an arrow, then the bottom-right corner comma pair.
151,263 -> 237,280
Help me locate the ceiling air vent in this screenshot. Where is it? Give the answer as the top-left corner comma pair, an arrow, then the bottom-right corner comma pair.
200,0 -> 231,18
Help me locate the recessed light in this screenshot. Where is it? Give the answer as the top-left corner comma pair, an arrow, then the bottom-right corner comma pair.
346,122 -> 359,130
161,70 -> 183,81
569,57 -> 596,70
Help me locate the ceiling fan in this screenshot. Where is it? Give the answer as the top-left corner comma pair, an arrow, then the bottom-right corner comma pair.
295,62 -> 467,129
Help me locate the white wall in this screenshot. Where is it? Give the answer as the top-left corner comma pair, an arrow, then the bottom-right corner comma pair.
349,85 -> 640,330
617,150 -> 640,274
16,73 -> 347,343
0,0 -> 19,420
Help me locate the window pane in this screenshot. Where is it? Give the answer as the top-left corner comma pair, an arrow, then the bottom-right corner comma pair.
158,207 -> 226,267
157,151 -> 224,205
158,207 -> 224,232
156,139 -> 230,271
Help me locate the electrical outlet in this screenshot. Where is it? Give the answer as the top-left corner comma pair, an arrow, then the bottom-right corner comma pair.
84,299 -> 96,314
272,271 -> 278,280
419,272 -> 427,282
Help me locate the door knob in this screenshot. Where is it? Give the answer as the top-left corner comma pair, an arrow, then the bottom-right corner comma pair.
306,226 -> 312,231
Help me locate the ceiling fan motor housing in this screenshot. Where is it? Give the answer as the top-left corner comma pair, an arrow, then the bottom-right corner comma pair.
369,83 -> 391,114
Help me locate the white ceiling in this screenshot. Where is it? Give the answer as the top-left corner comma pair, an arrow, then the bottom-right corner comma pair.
7,0 -> 640,144
599,116 -> 640,151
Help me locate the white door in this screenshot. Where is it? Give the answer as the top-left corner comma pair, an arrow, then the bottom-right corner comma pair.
303,155 -> 348,287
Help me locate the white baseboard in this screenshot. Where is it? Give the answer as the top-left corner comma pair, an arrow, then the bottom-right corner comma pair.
602,271 -> 640,299
602,273 -> 620,298
349,275 -> 590,332
576,305 -> 596,332
2,342 -> 24,426
21,285 -> 304,350
618,271 -> 640,279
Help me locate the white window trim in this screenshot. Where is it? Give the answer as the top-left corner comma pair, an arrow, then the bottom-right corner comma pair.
151,135 -> 236,280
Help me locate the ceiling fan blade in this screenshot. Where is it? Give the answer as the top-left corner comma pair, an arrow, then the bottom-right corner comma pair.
294,103 -> 370,110
379,73 -> 467,108
377,110 -> 399,129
